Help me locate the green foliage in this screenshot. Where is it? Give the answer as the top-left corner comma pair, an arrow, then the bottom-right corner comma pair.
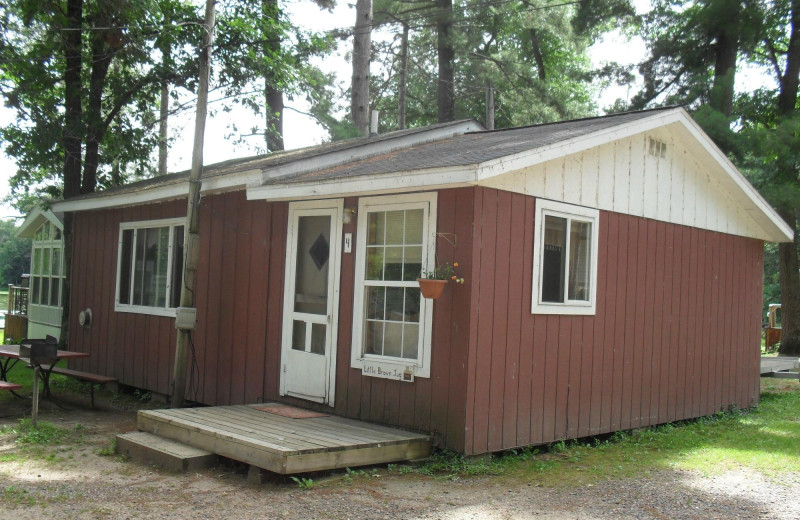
290,476 -> 315,489
0,220 -> 31,286
2,419 -> 76,445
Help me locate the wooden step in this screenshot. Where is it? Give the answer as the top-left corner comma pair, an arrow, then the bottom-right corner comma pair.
116,431 -> 217,473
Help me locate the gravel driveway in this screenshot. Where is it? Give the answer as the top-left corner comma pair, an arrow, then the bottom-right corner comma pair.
1,402 -> 798,519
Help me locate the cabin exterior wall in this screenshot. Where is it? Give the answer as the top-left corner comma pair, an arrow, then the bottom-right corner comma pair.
463,187 -> 763,455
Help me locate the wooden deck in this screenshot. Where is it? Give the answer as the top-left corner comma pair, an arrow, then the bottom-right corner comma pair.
137,404 -> 431,475
760,356 -> 800,378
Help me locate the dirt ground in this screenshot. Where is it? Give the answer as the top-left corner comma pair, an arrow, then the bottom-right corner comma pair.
1,393 -> 798,520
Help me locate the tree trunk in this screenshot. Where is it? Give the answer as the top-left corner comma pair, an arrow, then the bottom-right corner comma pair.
529,29 -> 546,81
397,22 -> 409,130
776,0 -> 800,356
777,210 -> 800,355
352,0 -> 372,136
82,27 -> 116,194
710,16 -> 739,117
264,0 -> 284,152
63,0 -> 83,200
60,0 -> 83,349
172,0 -> 216,408
158,45 -> 170,176
436,0 -> 454,122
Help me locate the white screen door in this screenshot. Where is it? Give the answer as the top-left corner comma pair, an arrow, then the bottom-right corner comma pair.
280,200 -> 342,405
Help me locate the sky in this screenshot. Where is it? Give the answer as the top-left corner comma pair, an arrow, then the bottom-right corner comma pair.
0,0 -> 691,221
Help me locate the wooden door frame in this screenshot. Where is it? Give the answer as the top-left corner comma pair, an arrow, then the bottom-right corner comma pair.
279,199 -> 343,406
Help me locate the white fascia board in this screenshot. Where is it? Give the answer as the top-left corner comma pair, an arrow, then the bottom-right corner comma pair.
247,165 -> 478,202
52,169 -> 261,213
261,121 -> 484,182
675,113 -> 793,243
474,109 -> 687,182
16,207 -> 63,238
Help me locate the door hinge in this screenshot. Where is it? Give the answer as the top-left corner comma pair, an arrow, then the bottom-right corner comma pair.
282,364 -> 286,373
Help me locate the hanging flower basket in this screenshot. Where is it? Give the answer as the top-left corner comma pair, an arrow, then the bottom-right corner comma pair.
417,278 -> 448,299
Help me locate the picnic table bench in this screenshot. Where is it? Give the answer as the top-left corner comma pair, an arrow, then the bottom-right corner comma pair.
41,365 -> 117,407
0,380 -> 23,392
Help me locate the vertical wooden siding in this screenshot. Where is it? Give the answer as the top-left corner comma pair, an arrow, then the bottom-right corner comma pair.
464,187 -> 763,455
316,189 -> 474,452
69,192 -> 288,403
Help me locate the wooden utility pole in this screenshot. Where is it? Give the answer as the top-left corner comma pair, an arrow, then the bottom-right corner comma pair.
485,81 -> 494,130
397,22 -> 409,130
171,0 -> 216,408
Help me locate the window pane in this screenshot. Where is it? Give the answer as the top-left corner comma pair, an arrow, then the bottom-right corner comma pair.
541,215 -> 567,303
292,320 -> 306,351
54,227 -> 62,240
310,323 -> 326,355
384,210 -> 405,245
403,324 -> 419,359
385,287 -> 404,320
119,229 -> 134,305
52,249 -> 61,277
43,222 -> 50,240
50,278 -> 59,307
367,211 -> 385,246
293,216 -> 330,315
404,287 -> 421,322
384,246 -> 403,281
404,209 -> 424,244
35,225 -> 43,241
568,221 -> 592,301
403,246 -> 423,281
383,322 -> 403,357
366,286 -> 385,320
32,277 -> 40,305
365,321 -> 384,355
42,247 -> 50,275
33,248 -> 41,275
366,247 -> 384,280
170,226 -> 184,307
133,229 -> 145,304
41,273 -> 50,305
156,227 -> 170,307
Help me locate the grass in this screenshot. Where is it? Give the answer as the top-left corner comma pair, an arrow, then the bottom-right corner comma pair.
394,378 -> 800,487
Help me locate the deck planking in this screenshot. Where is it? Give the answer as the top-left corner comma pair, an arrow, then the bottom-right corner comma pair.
137,404 -> 431,474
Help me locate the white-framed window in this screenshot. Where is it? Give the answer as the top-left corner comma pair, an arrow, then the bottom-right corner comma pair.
30,221 -> 64,308
351,193 -> 437,379
531,199 -> 599,315
115,218 -> 184,317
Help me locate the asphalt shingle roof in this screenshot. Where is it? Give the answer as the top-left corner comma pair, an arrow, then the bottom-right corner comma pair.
263,109 -> 670,186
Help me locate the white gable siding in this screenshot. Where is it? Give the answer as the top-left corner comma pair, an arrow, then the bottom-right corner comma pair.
479,131 -> 766,240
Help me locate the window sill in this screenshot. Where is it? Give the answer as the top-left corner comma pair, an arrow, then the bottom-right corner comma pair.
114,305 -> 178,318
531,302 -> 596,316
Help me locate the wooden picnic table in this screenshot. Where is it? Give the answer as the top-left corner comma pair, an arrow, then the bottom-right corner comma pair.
0,344 -> 89,396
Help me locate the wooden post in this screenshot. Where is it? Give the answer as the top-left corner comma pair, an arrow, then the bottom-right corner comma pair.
32,366 -> 40,427
171,0 -> 216,408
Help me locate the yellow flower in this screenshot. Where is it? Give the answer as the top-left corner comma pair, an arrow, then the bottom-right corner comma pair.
451,275 -> 457,280
453,262 -> 459,267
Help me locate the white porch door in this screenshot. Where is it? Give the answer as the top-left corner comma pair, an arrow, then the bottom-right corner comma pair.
280,200 -> 342,405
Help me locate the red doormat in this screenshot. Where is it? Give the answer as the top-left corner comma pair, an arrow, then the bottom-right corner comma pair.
252,404 -> 328,419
